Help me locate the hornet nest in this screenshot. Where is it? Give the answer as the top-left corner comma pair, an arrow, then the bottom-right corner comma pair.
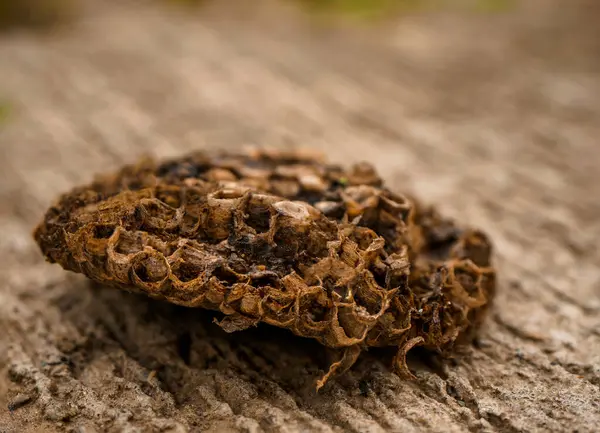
34,147 -> 496,390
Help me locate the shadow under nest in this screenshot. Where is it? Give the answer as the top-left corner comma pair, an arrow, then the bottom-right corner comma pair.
59,279 -> 458,399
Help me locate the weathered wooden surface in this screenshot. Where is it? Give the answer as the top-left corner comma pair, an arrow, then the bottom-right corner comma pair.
1,1 -> 599,432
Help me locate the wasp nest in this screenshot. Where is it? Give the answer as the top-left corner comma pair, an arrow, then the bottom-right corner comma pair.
34,147 -> 496,389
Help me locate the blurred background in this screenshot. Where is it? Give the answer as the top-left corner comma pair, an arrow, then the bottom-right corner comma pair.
1,0 -> 599,233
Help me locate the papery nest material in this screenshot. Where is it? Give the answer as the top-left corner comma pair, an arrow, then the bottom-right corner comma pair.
33,147 -> 496,390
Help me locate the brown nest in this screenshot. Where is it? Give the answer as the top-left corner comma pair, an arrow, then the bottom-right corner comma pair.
33,147 -> 496,389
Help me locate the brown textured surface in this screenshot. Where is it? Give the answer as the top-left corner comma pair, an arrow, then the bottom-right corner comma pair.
32,148 -> 496,389
1,0 -> 599,432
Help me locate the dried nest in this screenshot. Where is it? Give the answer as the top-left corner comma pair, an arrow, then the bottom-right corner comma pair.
33,147 -> 496,389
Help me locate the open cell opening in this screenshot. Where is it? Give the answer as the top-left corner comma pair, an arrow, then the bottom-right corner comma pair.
321,275 -> 347,299
93,225 -> 115,239
172,262 -> 202,282
244,201 -> 272,234
304,298 -> 329,323
212,266 -> 240,286
133,254 -> 168,283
